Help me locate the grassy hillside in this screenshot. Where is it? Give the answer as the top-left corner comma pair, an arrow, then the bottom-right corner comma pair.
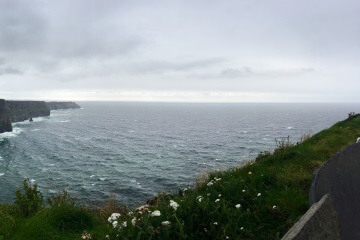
1,114 -> 359,240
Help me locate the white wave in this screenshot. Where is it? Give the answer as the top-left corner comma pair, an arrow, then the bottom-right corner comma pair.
30,179 -> 36,183
99,177 -> 106,181
30,129 -> 41,132
0,127 -> 23,141
287,127 -> 293,130
58,120 -> 70,123
13,117 -> 47,126
48,189 -> 56,193
0,173 -> 4,177
90,175 -> 95,178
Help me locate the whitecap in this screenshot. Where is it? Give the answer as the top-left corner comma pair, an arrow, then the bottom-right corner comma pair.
59,120 -> 70,123
287,127 -> 293,130
31,129 -> 41,132
48,189 -> 56,193
30,179 -> 36,183
0,173 -> 4,177
90,175 -> 95,178
99,177 -> 106,181
0,127 -> 23,141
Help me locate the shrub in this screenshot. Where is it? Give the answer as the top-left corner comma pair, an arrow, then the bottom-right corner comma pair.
48,205 -> 94,232
47,190 -> 76,207
14,179 -> 44,216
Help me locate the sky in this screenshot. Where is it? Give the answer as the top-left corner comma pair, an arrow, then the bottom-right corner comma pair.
0,0 -> 359,102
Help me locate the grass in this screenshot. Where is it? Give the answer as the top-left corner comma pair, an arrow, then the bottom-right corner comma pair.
1,114 -> 360,240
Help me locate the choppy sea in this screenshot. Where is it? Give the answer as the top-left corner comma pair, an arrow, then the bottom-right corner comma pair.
0,102 -> 359,206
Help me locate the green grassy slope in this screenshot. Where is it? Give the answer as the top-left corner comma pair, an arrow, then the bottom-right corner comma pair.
1,114 -> 359,240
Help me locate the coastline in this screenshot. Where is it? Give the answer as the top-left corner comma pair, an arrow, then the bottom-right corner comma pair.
0,114 -> 359,239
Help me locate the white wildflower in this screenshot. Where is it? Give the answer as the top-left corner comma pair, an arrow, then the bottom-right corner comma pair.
151,210 -> 161,217
128,211 -> 133,215
242,189 -> 246,193
273,205 -> 277,209
240,227 -> 244,230
235,204 -> 241,209
218,194 -> 222,197
257,193 -> 261,197
170,200 -> 179,210
81,231 -> 92,240
213,222 -> 218,225
105,235 -> 110,240
207,193 -> 211,196
136,205 -> 149,211
108,213 -> 121,223
131,218 -> 137,226
122,221 -> 127,228
197,196 -> 203,202
215,199 -> 220,203
207,181 -> 214,186
112,221 -> 118,228
161,221 -> 171,226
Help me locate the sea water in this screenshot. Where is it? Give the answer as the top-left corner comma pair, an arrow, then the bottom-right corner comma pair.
0,102 -> 358,206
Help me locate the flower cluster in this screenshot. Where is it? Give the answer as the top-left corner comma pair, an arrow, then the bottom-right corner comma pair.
170,200 -> 179,210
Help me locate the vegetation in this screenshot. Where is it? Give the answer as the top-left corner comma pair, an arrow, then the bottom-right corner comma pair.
1,115 -> 359,240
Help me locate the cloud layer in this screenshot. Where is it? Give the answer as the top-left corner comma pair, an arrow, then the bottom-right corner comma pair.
0,0 -> 359,102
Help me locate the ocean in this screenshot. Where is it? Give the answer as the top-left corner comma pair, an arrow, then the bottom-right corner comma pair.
0,102 -> 358,206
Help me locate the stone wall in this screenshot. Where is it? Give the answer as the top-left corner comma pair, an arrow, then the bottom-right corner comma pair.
283,142 -> 360,239
310,143 -> 360,240
281,194 -> 341,240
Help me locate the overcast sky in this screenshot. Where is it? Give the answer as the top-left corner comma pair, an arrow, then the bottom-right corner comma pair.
0,0 -> 359,102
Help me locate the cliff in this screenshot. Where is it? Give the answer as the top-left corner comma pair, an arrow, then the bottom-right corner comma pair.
0,99 -> 12,133
0,100 -> 81,134
5,101 -> 50,123
45,101 -> 81,110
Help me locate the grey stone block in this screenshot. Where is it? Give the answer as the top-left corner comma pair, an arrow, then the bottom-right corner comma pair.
282,194 -> 341,240
310,143 -> 360,240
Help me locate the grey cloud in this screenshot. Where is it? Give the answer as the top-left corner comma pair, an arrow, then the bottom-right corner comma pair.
219,67 -> 315,79
0,1 -> 46,52
127,58 -> 226,75
220,67 -> 253,78
0,67 -> 23,75
0,0 -> 359,102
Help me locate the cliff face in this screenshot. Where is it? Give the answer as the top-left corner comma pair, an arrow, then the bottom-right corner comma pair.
0,100 -> 80,134
6,101 -> 50,122
0,99 -> 12,133
45,101 -> 81,110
